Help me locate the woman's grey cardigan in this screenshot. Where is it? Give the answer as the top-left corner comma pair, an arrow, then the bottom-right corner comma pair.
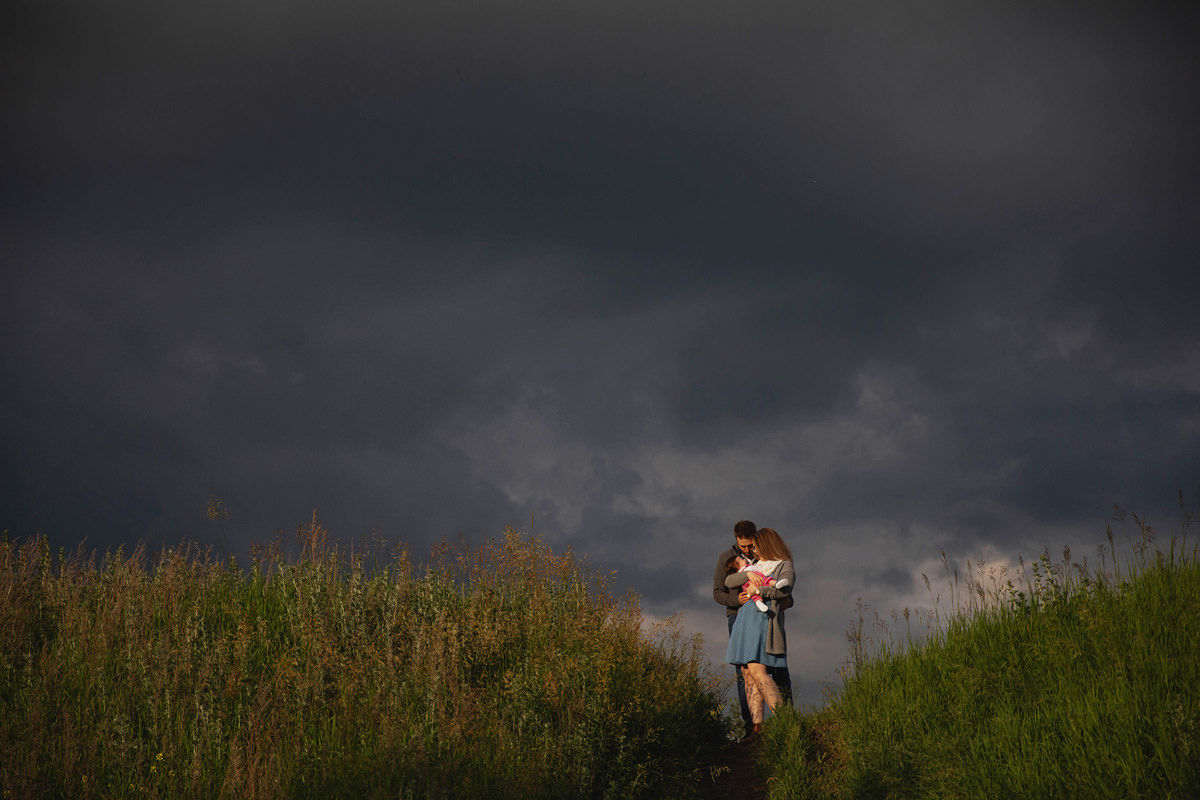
725,561 -> 795,657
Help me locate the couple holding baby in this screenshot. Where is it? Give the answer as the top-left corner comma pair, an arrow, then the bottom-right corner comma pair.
713,520 -> 794,741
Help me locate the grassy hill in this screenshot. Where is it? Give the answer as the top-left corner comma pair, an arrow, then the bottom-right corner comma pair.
0,519 -> 728,799
6,504 -> 1195,800
757,507 -> 1200,799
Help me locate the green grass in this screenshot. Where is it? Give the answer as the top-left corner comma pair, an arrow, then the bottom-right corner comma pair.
758,502 -> 1200,799
0,518 -> 729,799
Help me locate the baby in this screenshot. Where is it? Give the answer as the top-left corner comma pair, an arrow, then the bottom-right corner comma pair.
724,554 -> 790,612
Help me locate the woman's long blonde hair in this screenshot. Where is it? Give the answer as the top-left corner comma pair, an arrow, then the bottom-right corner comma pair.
752,527 -> 793,562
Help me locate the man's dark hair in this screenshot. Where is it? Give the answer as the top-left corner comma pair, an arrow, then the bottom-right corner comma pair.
733,520 -> 757,538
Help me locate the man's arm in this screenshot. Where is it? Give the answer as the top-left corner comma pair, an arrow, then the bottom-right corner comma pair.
713,551 -> 743,610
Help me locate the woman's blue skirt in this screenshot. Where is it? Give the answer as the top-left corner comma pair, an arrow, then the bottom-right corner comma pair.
725,604 -> 787,668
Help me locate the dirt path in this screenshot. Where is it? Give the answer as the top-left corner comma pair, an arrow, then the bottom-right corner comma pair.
697,737 -> 769,800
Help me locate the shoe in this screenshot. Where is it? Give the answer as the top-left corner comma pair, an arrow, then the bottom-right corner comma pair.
740,723 -> 763,743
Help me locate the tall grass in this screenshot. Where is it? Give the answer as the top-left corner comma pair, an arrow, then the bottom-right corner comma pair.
758,500 -> 1200,799
0,518 -> 728,799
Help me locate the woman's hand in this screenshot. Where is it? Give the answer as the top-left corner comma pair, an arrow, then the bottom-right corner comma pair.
745,572 -> 766,588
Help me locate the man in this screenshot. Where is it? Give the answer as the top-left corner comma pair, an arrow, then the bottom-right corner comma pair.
713,519 -> 793,740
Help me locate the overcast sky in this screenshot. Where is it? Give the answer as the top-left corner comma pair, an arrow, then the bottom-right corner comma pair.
3,1 -> 1198,704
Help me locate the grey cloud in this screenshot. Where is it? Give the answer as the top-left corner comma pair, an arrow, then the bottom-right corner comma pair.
864,564 -> 914,595
12,0 -> 1192,271
1053,210 -> 1200,349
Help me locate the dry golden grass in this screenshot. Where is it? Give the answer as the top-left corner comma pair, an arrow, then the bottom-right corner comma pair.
1,518 -> 728,799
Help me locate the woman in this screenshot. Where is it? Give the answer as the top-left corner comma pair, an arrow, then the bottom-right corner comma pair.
723,526 -> 794,737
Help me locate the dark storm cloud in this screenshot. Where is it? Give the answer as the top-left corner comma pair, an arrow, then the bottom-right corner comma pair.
1054,209 -> 1200,347
3,0 -> 1198,704
11,1 -> 1190,265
